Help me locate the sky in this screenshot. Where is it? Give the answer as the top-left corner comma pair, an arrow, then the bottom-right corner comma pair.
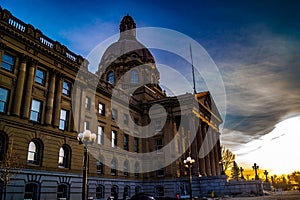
1,0 -> 300,174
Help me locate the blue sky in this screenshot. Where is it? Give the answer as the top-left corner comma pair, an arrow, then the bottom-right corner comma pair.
2,0 -> 300,173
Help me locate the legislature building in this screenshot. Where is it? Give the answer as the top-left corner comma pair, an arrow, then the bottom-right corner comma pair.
0,7 -> 224,200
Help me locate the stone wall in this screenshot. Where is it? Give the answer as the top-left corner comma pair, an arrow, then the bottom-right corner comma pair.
191,176 -> 264,198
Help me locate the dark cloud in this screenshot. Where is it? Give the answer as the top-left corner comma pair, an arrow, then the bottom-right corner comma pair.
213,27 -> 300,148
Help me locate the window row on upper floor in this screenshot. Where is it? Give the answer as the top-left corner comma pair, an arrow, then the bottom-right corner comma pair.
0,51 -> 73,95
1,52 -> 149,132
88,125 -> 140,153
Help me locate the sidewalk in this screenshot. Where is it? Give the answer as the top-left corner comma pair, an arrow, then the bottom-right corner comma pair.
201,190 -> 300,200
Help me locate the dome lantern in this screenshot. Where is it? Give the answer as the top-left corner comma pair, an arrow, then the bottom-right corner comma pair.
119,14 -> 136,40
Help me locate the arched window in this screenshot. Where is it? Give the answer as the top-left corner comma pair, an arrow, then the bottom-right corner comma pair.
135,186 -> 141,194
96,185 -> 105,199
27,139 -> 43,165
0,132 -> 8,161
111,158 -> 117,176
107,71 -> 114,84
58,145 -> 71,169
111,185 -> 119,200
130,69 -> 138,84
131,54 -> 137,59
24,182 -> 39,200
123,186 -> 130,200
57,183 -> 70,200
124,160 -> 129,176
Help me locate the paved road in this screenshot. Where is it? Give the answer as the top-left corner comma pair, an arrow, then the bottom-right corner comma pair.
202,190 -> 300,200
221,190 -> 300,200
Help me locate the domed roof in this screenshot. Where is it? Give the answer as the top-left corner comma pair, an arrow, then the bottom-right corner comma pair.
98,15 -> 155,70
100,39 -> 155,63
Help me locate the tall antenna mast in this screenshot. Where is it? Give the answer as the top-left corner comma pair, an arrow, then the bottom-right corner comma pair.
190,44 -> 197,94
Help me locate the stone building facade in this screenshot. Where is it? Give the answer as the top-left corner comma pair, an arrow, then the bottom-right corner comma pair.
0,7 -> 223,200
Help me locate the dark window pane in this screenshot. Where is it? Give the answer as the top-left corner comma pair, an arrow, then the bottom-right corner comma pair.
62,81 -> 71,96
30,99 -> 41,122
35,69 -> 45,85
0,88 -> 8,113
107,71 -> 114,84
1,53 -> 15,72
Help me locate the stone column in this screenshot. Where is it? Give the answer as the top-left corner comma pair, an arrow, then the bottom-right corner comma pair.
44,70 -> 56,125
217,139 -> 222,174
209,129 -> 217,176
72,81 -> 82,132
79,87 -> 86,131
189,116 -> 199,176
22,59 -> 36,119
181,126 -> 186,155
53,74 -> 63,127
203,124 -> 212,176
197,124 -> 206,176
12,55 -> 27,116
214,133 -> 221,175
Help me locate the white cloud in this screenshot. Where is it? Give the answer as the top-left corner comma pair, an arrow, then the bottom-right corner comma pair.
234,115 -> 300,175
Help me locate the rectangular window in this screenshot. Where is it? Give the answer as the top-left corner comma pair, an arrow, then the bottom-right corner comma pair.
156,139 -> 163,154
0,87 -> 9,113
30,99 -> 42,122
124,134 -> 129,151
112,131 -> 117,148
134,137 -> 139,153
123,114 -> 129,125
111,161 -> 117,176
96,161 -> 103,174
84,121 -> 89,131
35,68 -> 45,86
85,96 -> 90,110
98,103 -> 105,116
1,53 -> 15,72
59,109 -> 69,130
97,126 -> 104,145
157,168 -> 165,177
112,108 -> 118,121
155,119 -> 162,131
62,81 -> 71,96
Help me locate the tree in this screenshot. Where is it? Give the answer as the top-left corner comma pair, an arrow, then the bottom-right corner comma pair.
0,140 -> 22,200
231,161 -> 240,180
289,171 -> 300,185
221,145 -> 235,172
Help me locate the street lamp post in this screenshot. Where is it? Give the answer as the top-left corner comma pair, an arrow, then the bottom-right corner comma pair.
78,130 -> 97,200
184,156 -> 195,200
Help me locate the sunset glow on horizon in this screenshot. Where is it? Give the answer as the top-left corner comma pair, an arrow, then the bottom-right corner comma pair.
233,115 -> 300,175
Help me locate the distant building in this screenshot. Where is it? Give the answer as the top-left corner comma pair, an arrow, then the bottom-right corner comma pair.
0,7 -> 223,200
